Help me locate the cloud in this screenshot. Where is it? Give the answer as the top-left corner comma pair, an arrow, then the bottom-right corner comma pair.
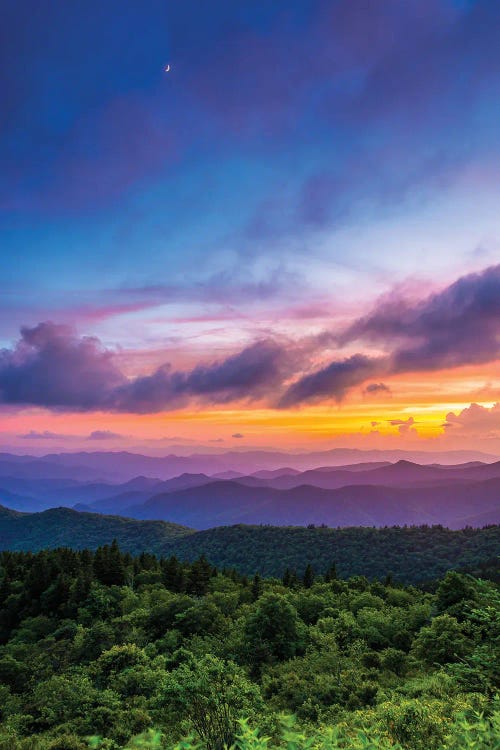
232,433 -> 244,439
280,265 -> 500,405
87,430 -> 124,441
279,354 -> 384,407
371,421 -> 380,427
1,266 -> 499,414
0,322 -> 125,409
18,430 -> 71,440
118,266 -> 300,307
388,416 -> 417,435
17,428 -> 125,442
343,264 -> 500,373
443,402 -> 500,437
0,322 -> 292,413
5,0 -> 497,223
110,338 -> 290,413
364,382 -> 391,396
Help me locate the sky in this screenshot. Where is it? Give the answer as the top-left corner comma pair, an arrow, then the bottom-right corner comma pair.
1,0 -> 499,456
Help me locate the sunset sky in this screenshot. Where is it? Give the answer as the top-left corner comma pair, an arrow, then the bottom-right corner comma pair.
1,0 -> 499,456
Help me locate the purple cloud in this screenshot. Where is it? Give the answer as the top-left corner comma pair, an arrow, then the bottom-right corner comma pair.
110,339 -> 289,413
87,430 -> 124,441
0,323 -> 291,413
1,266 -> 499,413
18,430 -> 70,440
347,264 -> 500,372
0,322 -> 125,409
279,354 -> 384,408
364,382 -> 391,396
280,265 -> 500,406
232,433 -> 244,439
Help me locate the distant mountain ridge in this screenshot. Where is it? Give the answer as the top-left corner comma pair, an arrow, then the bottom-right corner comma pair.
125,476 -> 500,529
0,447 -> 497,483
1,456 -> 499,528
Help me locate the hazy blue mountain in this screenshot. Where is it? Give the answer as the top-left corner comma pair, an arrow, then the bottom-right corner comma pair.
126,477 -> 500,529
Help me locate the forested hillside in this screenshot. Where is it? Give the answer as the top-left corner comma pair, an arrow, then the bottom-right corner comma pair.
0,506 -> 193,555
0,545 -> 498,749
167,524 -> 500,583
1,505 -> 499,584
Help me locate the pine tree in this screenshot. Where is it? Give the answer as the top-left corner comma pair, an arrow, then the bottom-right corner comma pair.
107,539 -> 126,586
251,573 -> 263,601
93,541 -> 126,586
93,546 -> 108,585
282,568 -> 292,587
303,563 -> 315,588
187,555 -> 213,596
161,556 -> 182,591
324,562 -> 337,582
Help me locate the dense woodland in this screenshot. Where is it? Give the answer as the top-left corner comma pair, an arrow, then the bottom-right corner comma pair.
1,506 -> 499,584
0,542 -> 498,749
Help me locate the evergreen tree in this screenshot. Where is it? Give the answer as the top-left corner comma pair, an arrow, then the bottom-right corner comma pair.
282,568 -> 292,587
161,556 -> 186,592
107,540 -> 126,586
303,563 -> 315,588
93,541 -> 126,586
187,555 -> 213,596
251,572 -> 263,601
324,562 -> 337,582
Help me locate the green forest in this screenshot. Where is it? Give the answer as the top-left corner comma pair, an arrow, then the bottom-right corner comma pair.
2,507 -> 499,584
0,542 -> 498,749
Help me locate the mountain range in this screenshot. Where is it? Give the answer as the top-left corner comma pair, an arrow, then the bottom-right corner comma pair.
0,447 -> 497,482
0,451 -> 498,529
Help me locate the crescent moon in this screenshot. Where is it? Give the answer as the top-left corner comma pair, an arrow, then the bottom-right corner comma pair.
165,64 -> 170,72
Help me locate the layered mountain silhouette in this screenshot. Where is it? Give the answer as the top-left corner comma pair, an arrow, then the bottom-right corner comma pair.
0,452 -> 498,529
0,447 -> 497,482
122,477 -> 499,529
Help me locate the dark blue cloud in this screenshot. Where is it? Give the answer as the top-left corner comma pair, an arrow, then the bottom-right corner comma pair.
2,0 -> 498,218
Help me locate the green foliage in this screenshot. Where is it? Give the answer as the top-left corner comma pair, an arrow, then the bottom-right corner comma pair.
243,594 -> 304,673
0,543 -> 497,750
110,706 -> 500,749
158,655 -> 263,750
411,615 -> 471,665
